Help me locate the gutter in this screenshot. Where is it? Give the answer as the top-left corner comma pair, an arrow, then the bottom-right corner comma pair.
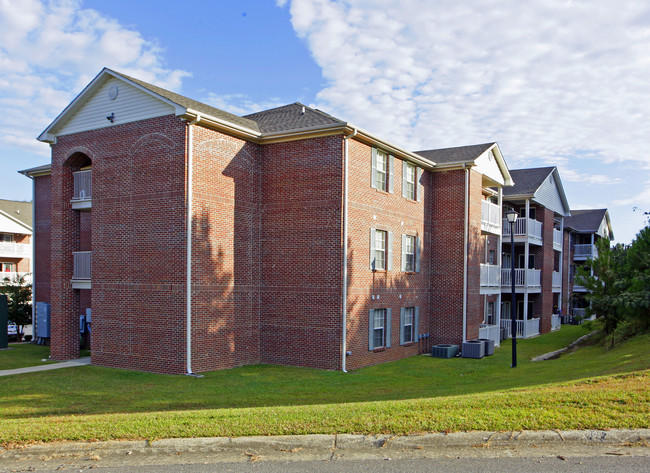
462,165 -> 469,343
341,128 -> 357,373
186,114 -> 201,376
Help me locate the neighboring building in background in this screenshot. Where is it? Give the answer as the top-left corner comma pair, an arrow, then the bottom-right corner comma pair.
564,209 -> 614,321
0,199 -> 32,284
499,167 -> 571,338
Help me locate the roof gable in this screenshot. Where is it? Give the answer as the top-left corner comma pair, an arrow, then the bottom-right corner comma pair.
415,143 -> 513,186
39,68 -> 261,143
566,209 -> 613,239
503,167 -> 570,216
0,200 -> 32,234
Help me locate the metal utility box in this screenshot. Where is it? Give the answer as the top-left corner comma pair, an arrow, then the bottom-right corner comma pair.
461,340 -> 485,358
431,344 -> 459,359
476,338 -> 495,356
35,302 -> 51,338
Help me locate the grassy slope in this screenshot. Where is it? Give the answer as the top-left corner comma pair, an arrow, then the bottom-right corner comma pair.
1,326 -> 649,443
0,344 -> 53,370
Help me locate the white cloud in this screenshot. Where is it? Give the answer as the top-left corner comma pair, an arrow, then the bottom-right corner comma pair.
281,0 -> 650,242
0,0 -> 190,157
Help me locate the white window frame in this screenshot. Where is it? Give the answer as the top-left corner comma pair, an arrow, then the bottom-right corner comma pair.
1,234 -> 13,243
371,148 -> 394,193
369,308 -> 392,350
488,249 -> 496,265
400,306 -> 419,345
403,161 -> 415,200
370,228 -> 393,271
401,234 -> 421,273
485,302 -> 495,325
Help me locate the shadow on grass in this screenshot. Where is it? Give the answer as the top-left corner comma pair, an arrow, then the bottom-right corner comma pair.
1,326 -> 649,419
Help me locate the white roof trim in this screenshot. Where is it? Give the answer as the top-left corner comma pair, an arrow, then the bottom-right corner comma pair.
0,209 -> 32,234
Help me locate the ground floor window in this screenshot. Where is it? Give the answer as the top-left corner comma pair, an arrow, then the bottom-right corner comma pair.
400,307 -> 419,345
369,308 -> 391,350
485,302 -> 495,325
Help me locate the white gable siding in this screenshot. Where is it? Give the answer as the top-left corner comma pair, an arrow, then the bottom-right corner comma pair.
474,149 -> 505,185
0,213 -> 32,235
534,175 -> 568,215
54,77 -> 176,137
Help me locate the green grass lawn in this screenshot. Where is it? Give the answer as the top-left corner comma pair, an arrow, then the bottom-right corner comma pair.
0,343 -> 54,370
1,325 -> 649,444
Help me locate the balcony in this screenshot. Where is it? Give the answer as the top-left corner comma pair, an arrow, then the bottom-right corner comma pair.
0,242 -> 31,259
480,263 -> 501,289
574,244 -> 597,261
72,251 -> 91,289
72,170 -> 92,210
502,217 -> 543,245
553,228 -> 563,251
552,271 -> 561,291
0,272 -> 31,284
479,323 -> 500,347
551,313 -> 561,331
500,317 -> 540,338
501,268 -> 541,288
481,201 -> 501,235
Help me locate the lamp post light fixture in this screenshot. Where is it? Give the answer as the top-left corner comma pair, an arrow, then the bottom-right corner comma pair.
505,209 -> 518,368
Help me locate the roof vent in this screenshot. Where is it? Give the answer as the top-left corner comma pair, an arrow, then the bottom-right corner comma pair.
301,106 -> 305,115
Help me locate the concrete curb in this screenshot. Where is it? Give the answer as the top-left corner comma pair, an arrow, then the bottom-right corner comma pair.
1,430 -> 648,469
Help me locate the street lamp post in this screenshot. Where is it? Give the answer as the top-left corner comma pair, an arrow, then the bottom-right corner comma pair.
506,209 -> 518,368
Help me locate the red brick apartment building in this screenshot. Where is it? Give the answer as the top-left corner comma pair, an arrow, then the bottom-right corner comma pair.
0,200 -> 33,284
23,68 -> 600,375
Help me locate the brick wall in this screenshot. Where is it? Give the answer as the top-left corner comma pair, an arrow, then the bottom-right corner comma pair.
190,126 -> 262,372
260,135 -> 344,369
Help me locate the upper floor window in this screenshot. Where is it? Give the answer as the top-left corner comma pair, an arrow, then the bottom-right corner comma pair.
401,234 -> 421,273
371,148 -> 394,193
1,234 -> 13,243
402,161 -> 423,201
370,228 -> 393,271
488,249 -> 496,265
520,207 -> 536,220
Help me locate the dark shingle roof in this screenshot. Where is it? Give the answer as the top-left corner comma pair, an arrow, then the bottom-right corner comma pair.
502,167 -> 555,196
0,200 -> 32,228
565,209 -> 608,233
243,103 -> 345,134
415,143 -> 495,164
113,70 -> 261,133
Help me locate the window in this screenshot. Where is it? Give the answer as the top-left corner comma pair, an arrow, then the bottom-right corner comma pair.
370,229 -> 393,270
369,308 -> 391,350
371,148 -> 394,193
401,234 -> 420,272
518,253 -> 535,269
1,234 -> 13,243
488,249 -> 496,265
520,207 -> 536,220
517,301 -> 535,320
400,307 -> 419,345
2,262 -> 15,272
403,161 -> 415,199
485,302 -> 495,325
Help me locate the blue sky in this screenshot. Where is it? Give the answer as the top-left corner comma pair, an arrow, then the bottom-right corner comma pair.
1,0 -> 649,243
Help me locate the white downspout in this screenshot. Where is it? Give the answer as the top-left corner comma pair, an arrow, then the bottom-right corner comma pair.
341,128 -> 357,373
496,186 -> 503,345
186,114 -> 201,376
462,165 -> 469,343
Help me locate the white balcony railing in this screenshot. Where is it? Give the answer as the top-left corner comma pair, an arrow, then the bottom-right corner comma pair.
551,314 -> 561,331
481,201 -> 501,234
0,272 -> 31,284
73,170 -> 92,201
0,242 -> 31,258
480,263 -> 501,287
573,308 -> 587,319
553,229 -> 563,250
73,251 -> 91,280
502,217 -> 543,242
501,268 -> 541,287
479,324 -> 500,345
501,317 -> 541,338
574,244 -> 597,260
552,271 -> 561,289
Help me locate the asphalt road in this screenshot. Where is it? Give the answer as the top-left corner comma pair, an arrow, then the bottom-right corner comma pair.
21,455 -> 650,473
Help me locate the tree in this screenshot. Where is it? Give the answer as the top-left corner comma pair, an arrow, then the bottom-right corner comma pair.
0,274 -> 32,342
615,226 -> 650,331
575,238 -> 623,336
